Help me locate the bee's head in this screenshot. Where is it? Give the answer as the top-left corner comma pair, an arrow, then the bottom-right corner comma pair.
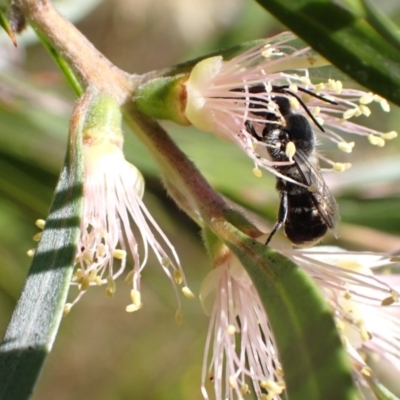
274,96 -> 291,117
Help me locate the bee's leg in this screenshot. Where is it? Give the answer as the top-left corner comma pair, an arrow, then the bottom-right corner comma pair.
245,120 -> 261,140
265,189 -> 288,246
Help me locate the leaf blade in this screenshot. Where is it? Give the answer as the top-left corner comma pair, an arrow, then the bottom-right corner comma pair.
0,104 -> 84,399
256,0 -> 400,107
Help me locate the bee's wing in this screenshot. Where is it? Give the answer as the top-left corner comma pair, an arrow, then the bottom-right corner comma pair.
293,150 -> 340,235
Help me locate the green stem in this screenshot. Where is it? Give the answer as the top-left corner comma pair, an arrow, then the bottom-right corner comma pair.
13,0 -> 132,103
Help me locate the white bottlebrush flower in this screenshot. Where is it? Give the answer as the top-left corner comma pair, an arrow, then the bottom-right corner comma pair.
68,135 -> 193,314
200,245 -> 400,399
200,248 -> 284,400
184,31 -> 397,178
291,247 -> 400,390
61,95 -> 193,315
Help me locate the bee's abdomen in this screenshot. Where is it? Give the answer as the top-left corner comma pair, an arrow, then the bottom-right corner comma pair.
285,193 -> 328,246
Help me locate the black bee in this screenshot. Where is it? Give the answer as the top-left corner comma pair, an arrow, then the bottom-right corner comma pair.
244,85 -> 339,247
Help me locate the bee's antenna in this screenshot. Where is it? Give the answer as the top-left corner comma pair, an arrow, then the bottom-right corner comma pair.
296,86 -> 338,105
271,84 -> 339,133
281,89 -> 326,133
275,84 -> 338,105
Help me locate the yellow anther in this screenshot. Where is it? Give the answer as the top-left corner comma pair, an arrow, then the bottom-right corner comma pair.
300,76 -> 311,85
32,232 -> 42,242
379,99 -> 390,112
354,107 -> 362,117
315,117 -> 324,126
277,380 -> 285,388
252,167 -> 262,178
336,319 -> 345,331
288,84 -> 298,93
360,328 -> 372,341
161,256 -> 171,268
355,318 -> 365,328
311,106 -> 321,115
343,108 -> 357,119
285,141 -> 296,161
381,296 -> 395,306
182,286 -> 195,299
88,268 -> 98,281
175,308 -> 183,325
27,249 -> 36,257
227,324 -> 236,335
229,376 -> 237,389
126,304 -> 141,313
359,92 -> 374,104
361,366 -> 372,377
80,275 -> 90,291
260,381 -> 268,389
326,79 -> 335,90
259,394 -> 269,400
261,44 -> 275,58
74,274 -> 84,285
333,162 -> 352,172
382,131 -> 397,140
106,275 -> 116,297
328,79 -> 343,94
261,48 -> 274,58
63,303 -> 72,317
343,291 -> 351,300
307,55 -> 319,65
335,80 -> 343,94
260,380 -> 284,394
97,243 -> 106,257
359,105 -> 371,117
125,270 -> 134,284
338,141 -> 355,153
82,251 -> 93,264
130,289 -> 141,306
276,365 -> 284,377
288,97 -> 300,109
35,219 -> 46,229
94,277 -> 103,286
240,384 -> 250,396
100,230 -> 107,238
71,269 -> 84,282
113,249 -> 126,260
381,290 -> 399,305
368,134 -> 385,147
315,82 -> 325,93
174,269 -> 183,285
301,93 -> 311,103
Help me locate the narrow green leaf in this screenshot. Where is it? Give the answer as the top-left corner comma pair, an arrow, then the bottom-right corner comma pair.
0,106 -> 84,399
361,0 -> 400,52
225,230 -> 357,400
256,0 -> 400,107
36,29 -> 83,96
0,7 -> 17,46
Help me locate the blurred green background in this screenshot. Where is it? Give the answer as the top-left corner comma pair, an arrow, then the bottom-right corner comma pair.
1,0 -> 400,399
